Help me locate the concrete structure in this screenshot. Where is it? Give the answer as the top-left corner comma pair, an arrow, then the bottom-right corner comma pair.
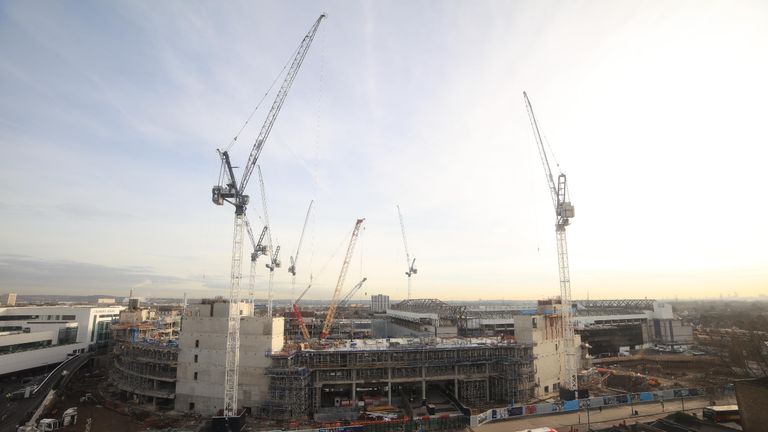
110,304 -> 181,409
0,305 -> 123,375
572,300 -> 694,351
175,300 -> 284,415
1,293 -> 17,306
371,294 -> 390,313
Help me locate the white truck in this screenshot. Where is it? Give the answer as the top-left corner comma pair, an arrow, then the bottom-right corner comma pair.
17,407 -> 77,432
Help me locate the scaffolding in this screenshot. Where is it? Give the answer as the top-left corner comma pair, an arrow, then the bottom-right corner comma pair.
261,358 -> 311,420
262,340 -> 536,420
110,320 -> 180,409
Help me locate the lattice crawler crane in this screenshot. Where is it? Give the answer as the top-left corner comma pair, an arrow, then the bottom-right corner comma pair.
321,218 -> 365,339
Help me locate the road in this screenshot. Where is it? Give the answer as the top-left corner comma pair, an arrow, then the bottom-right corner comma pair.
476,396 -> 737,432
0,354 -> 91,432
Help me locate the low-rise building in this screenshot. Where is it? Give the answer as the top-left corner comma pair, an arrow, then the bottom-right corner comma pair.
0,305 -> 123,376
371,294 -> 390,313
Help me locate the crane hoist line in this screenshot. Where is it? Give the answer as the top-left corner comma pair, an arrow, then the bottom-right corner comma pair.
209,14 -> 326,421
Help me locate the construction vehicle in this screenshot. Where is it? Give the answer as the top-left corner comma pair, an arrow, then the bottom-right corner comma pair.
321,219 -> 365,339
209,14 -> 325,419
291,277 -> 314,340
397,205 -> 417,300
20,407 -> 78,432
524,92 -> 578,394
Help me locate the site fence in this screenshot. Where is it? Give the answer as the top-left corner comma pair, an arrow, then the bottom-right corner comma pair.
269,415 -> 468,432
470,385 -> 736,426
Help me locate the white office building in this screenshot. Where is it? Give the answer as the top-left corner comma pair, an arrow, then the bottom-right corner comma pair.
371,294 -> 390,313
0,305 -> 124,376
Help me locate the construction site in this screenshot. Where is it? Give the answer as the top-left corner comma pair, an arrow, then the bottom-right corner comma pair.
8,5 -> 766,432
108,299 -> 181,410
260,338 -> 535,422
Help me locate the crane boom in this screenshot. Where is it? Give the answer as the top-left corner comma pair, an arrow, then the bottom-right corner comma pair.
339,278 -> 368,308
292,276 -> 313,340
289,200 -> 314,276
209,15 -> 325,418
524,91 -> 578,393
238,14 -> 327,193
321,218 -> 365,339
397,205 -> 417,300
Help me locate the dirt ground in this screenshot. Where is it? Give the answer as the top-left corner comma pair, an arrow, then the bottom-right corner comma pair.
42,363 -> 199,432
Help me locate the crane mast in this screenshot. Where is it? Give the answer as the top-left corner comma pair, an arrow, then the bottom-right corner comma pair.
397,205 -> 417,300
209,15 -> 325,418
321,219 -> 365,339
257,166 -> 281,318
523,91 -> 578,393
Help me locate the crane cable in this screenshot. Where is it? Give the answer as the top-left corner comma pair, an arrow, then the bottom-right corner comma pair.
223,43 -> 303,153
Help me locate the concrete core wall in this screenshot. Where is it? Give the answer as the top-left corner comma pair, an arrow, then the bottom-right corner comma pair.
175,311 -> 284,415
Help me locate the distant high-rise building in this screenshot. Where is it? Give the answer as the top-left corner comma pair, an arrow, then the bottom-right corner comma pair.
371,294 -> 390,313
1,293 -> 16,306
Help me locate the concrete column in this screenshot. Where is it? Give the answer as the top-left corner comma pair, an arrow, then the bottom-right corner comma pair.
352,369 -> 357,401
388,367 -> 392,405
422,366 -> 427,400
486,363 -> 490,402
454,364 -> 459,398
315,385 -> 322,410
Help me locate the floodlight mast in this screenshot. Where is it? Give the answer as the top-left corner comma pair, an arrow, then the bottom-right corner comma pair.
523,91 -> 578,393
209,14 -> 325,419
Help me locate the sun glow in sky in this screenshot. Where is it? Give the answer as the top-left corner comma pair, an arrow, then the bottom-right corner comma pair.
1,1 -> 767,301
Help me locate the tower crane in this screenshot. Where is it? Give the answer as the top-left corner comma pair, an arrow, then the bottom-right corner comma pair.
523,91 -> 578,394
338,278 -> 368,308
321,218 -> 365,339
244,215 -> 268,308
397,205 -> 417,300
257,165 -> 281,318
209,14 -> 325,419
288,200 -> 314,291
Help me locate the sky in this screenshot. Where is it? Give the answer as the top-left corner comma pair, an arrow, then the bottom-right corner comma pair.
1,0 -> 767,302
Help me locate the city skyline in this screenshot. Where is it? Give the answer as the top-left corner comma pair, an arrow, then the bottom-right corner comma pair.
1,1 -> 767,301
